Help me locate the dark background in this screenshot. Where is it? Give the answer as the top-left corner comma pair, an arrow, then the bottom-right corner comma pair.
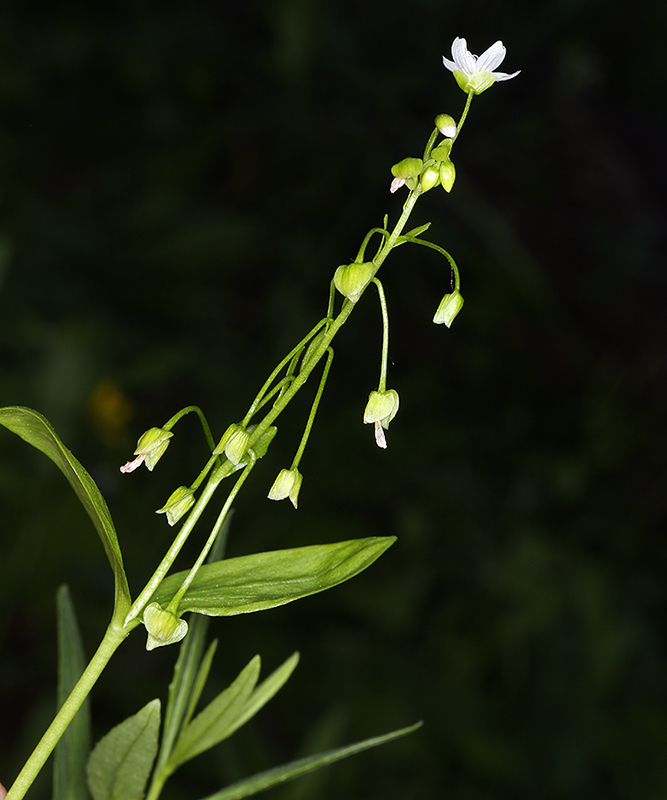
1,2 -> 666,799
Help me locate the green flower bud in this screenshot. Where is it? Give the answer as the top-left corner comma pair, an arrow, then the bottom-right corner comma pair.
120,426 -> 173,473
434,114 -> 457,138
433,290 -> 464,327
156,486 -> 195,526
333,262 -> 374,304
364,389 -> 400,429
267,467 -> 303,509
364,389 -> 400,449
431,139 -> 453,162
143,602 -> 188,651
214,423 -> 250,465
420,163 -> 441,192
390,157 -> 423,179
439,159 -> 456,193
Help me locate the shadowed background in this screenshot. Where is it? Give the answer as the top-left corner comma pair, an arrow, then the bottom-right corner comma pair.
1,2 -> 666,799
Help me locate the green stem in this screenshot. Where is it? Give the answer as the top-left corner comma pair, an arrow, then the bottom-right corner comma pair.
167,457 -> 255,614
292,346 -> 334,468
123,463 -> 234,627
6,621 -> 129,800
373,278 -> 390,392
452,91 -> 474,143
236,186 -> 422,456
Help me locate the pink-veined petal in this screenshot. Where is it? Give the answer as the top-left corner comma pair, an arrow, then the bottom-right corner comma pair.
477,40 -> 507,72
452,37 -> 475,73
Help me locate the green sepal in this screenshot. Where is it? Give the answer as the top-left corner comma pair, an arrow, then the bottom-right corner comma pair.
431,139 -> 453,161
152,537 -> 395,616
333,262 -> 374,304
0,406 -> 131,620
390,157 -> 422,179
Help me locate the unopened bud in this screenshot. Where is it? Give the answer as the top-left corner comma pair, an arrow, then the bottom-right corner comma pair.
214,423 -> 250,465
334,262 -> 374,303
433,290 -> 464,327
156,486 -> 195,526
439,159 -> 456,193
268,467 -> 303,509
420,163 -> 441,192
143,602 -> 188,651
434,114 -> 457,138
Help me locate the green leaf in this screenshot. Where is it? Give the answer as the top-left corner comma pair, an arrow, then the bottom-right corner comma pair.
86,699 -> 160,800
53,585 -> 91,800
199,722 -> 423,800
0,406 -> 131,617
227,652 -> 299,741
169,656 -> 260,769
152,537 -> 396,616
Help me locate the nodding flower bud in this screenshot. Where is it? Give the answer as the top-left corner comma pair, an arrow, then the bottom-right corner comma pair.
267,467 -> 303,509
433,290 -> 464,327
156,486 -> 195,526
434,114 -> 457,138
333,262 -> 374,304
390,157 -> 423,193
214,423 -> 250,466
120,427 -> 173,473
420,163 -> 441,193
143,602 -> 188,651
363,389 -> 400,449
439,159 -> 456,193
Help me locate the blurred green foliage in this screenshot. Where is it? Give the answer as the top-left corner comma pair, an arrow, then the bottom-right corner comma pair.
1,2 -> 667,799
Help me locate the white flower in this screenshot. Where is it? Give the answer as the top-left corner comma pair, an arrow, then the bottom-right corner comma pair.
443,37 -> 520,94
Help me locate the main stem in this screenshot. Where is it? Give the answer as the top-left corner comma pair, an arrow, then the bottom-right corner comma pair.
7,621 -> 128,800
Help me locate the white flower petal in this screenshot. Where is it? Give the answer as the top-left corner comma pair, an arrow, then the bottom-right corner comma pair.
493,69 -> 521,81
477,40 -> 507,72
442,55 -> 458,73
453,37 -> 476,73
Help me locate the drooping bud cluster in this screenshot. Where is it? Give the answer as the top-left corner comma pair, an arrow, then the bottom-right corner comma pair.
390,113 -> 458,196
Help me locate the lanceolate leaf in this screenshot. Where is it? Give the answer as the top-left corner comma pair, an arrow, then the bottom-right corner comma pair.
86,700 -> 160,800
152,537 -> 396,616
54,585 -> 91,800
0,406 -> 131,616
169,656 -> 260,768
199,722 -> 424,800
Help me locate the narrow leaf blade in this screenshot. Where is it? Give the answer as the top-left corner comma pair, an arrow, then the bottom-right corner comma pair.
86,700 -> 160,800
225,652 -> 299,740
152,538 -> 395,616
0,407 -> 131,616
199,722 -> 423,800
169,656 -> 260,768
53,585 -> 91,800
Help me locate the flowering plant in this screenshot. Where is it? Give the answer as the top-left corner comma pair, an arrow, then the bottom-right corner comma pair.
0,37 -> 518,800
